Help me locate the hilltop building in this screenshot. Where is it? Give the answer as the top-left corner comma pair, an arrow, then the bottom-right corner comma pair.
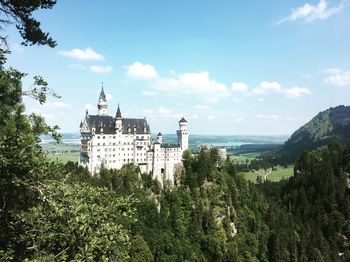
79,87 -> 189,184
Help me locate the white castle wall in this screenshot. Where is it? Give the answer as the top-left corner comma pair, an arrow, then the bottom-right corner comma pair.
80,88 -> 189,185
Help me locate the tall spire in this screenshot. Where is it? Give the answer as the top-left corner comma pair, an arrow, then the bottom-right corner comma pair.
116,104 -> 122,118
99,83 -> 106,102
97,83 -> 108,115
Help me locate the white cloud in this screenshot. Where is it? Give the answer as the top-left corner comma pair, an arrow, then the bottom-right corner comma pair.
194,104 -> 211,109
277,0 -> 343,24
208,115 -> 214,120
89,65 -> 113,74
142,109 -> 154,114
284,86 -> 312,98
127,62 -> 158,79
172,113 -> 182,119
257,97 -> 265,102
235,117 -> 245,123
232,82 -> 249,92
41,113 -> 56,120
324,68 -> 350,87
152,71 -> 229,101
256,114 -> 279,120
52,101 -> 72,108
252,81 -> 311,98
192,114 -> 199,119
69,64 -> 86,70
142,91 -> 158,96
85,104 -> 94,111
301,74 -> 313,79
59,47 -> 105,61
253,81 -> 282,94
105,93 -> 113,101
158,106 -> 171,114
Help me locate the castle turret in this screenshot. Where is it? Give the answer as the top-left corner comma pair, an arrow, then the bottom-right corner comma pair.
157,132 -> 163,144
97,86 -> 108,115
177,117 -> 189,151
115,104 -> 122,132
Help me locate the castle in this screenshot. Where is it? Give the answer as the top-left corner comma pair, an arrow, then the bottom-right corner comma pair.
79,87 -> 189,184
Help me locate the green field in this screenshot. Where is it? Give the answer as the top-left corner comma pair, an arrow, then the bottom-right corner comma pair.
41,144 -> 79,153
48,153 -> 79,163
240,166 -> 294,183
41,143 -> 80,164
230,153 -> 259,163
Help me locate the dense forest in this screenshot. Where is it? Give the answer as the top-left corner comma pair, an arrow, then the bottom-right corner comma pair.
1,1 -> 350,261
273,106 -> 350,164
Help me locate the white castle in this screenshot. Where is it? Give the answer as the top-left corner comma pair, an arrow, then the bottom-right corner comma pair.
79,87 -> 189,184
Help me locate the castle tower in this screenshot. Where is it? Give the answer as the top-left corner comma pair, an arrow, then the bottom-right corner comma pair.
115,104 -> 122,132
157,132 -> 163,144
97,86 -> 108,115
177,117 -> 189,151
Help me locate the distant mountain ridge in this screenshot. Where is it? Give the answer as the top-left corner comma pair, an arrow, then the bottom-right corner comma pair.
278,105 -> 350,162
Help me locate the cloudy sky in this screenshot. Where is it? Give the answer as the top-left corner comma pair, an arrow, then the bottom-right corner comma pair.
5,0 -> 350,135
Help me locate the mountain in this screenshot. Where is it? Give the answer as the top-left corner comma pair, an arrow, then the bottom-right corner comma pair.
278,105 -> 350,162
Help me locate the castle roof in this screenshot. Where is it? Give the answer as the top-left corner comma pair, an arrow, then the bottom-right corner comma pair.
157,132 -> 162,136
84,115 -> 149,135
179,117 -> 187,123
122,118 -> 149,134
116,105 -> 122,118
98,87 -> 106,102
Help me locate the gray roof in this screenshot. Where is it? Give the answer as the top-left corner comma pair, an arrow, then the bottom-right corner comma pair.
179,117 -> 187,123
87,115 -> 115,134
84,115 -> 150,135
99,87 -> 106,102
157,132 -> 162,136
116,105 -> 122,118
122,118 -> 149,134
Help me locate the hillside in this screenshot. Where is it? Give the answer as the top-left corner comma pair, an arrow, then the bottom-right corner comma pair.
278,105 -> 350,162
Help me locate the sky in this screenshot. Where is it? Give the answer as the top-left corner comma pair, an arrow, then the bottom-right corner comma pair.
4,0 -> 350,135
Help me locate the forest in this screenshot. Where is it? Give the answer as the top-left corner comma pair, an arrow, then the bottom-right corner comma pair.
1,1 -> 350,261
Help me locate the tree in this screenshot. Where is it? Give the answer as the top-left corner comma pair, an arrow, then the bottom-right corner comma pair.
0,50 -> 62,258
16,181 -> 136,261
129,235 -> 153,262
0,0 -> 57,47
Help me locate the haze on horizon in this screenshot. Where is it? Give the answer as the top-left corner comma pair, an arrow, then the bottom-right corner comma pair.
5,0 -> 350,135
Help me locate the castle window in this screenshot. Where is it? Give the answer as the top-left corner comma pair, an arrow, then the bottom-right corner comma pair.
113,136 -> 116,139
97,149 -> 100,152
97,143 -> 100,146
103,136 -> 105,139
97,136 -> 100,139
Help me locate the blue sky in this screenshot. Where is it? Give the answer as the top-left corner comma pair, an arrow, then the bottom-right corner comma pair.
5,0 -> 350,135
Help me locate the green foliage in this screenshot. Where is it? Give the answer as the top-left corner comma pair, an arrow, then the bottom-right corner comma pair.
260,141 -> 350,261
0,0 -> 57,47
17,181 -> 135,261
129,235 -> 153,262
276,105 -> 350,163
115,149 -> 271,261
